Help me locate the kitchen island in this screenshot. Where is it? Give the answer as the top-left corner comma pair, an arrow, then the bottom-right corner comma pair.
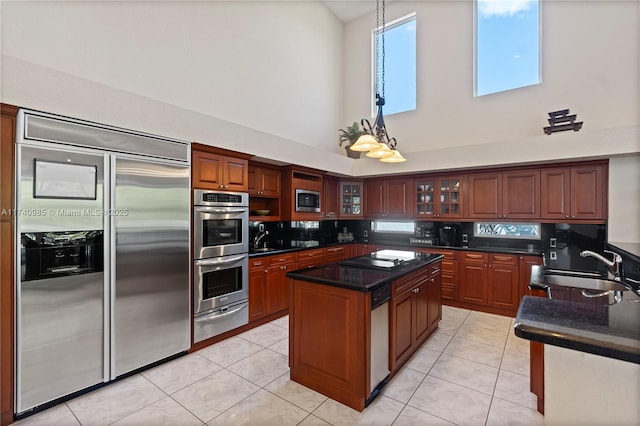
515,266 -> 640,425
286,250 -> 443,411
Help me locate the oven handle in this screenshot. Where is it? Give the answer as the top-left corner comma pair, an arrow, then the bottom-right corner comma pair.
195,254 -> 248,266
195,303 -> 248,323
194,206 -> 248,214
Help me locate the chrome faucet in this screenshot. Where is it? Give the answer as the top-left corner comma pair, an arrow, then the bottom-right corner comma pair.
580,250 -> 623,280
253,230 -> 269,249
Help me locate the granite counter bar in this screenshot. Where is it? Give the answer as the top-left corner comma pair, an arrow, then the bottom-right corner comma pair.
286,250 -> 443,412
514,265 -> 640,425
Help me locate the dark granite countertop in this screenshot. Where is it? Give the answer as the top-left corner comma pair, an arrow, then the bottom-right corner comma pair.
515,267 -> 640,364
249,241 -> 542,258
286,251 -> 444,292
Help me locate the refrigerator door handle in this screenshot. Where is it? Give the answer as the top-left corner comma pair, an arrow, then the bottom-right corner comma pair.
195,303 -> 247,323
195,254 -> 247,266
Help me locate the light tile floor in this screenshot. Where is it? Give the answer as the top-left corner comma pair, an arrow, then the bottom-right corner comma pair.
13,306 -> 544,426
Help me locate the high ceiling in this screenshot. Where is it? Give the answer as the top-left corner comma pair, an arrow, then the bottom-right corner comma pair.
322,0 -> 395,23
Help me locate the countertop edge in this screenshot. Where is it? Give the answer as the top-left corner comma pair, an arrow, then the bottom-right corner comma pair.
286,254 -> 444,292
514,296 -> 640,365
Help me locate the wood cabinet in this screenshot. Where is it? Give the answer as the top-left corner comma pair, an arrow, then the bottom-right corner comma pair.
1,104 -> 17,426
339,181 -> 363,217
390,262 -> 442,373
289,278 -> 367,411
248,165 -> 281,197
541,165 -> 606,220
353,244 -> 382,257
414,175 -> 463,219
248,257 -> 269,322
249,253 -> 295,322
417,249 -> 458,301
266,253 -> 296,314
459,252 -> 489,305
487,254 -> 519,311
364,178 -> 411,218
459,252 -> 520,315
281,167 -> 324,221
192,147 -> 249,192
468,170 -> 540,219
322,177 -> 339,219
296,248 -> 325,269
324,245 -> 348,263
248,163 -> 281,221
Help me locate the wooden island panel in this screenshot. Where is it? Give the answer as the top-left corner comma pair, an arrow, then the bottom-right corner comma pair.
289,279 -> 369,411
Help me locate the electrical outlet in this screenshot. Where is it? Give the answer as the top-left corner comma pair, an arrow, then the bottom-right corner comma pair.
549,251 -> 557,260
363,230 -> 368,238
550,237 -> 557,248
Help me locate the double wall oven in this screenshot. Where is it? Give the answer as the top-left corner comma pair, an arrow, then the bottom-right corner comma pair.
193,189 -> 249,343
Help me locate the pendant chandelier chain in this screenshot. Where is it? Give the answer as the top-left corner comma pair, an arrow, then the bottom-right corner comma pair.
381,0 -> 385,98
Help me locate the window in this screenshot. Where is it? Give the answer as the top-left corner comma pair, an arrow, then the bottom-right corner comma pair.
371,220 -> 415,233
475,0 -> 540,96
474,222 -> 541,239
373,13 -> 416,115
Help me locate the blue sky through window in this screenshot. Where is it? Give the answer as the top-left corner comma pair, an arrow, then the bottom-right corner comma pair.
476,0 -> 540,96
375,15 -> 416,115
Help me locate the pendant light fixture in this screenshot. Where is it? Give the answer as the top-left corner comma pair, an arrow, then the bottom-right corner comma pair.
349,0 -> 406,163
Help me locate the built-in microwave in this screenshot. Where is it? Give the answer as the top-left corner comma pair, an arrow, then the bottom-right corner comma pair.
295,189 -> 321,213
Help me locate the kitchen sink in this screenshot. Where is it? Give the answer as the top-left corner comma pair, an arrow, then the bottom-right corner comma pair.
542,272 -> 629,293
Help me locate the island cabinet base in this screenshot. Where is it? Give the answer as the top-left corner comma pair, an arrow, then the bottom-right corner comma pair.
289,279 -> 371,412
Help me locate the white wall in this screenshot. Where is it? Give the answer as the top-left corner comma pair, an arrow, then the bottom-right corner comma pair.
343,0 -> 640,176
0,1 -> 353,174
1,1 -> 638,177
608,155 -> 640,244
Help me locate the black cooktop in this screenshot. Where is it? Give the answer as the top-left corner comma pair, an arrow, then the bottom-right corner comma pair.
340,249 -> 424,270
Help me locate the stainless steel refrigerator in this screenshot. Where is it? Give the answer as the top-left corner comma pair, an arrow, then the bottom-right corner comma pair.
15,110 -> 190,414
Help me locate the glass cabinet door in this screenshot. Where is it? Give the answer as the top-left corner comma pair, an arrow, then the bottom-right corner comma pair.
414,176 -> 463,218
340,182 -> 362,216
415,179 -> 435,216
439,178 -> 461,217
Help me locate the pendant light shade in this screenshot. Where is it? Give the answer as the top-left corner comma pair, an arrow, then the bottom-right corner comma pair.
379,149 -> 406,163
365,142 -> 394,159
350,134 -> 380,152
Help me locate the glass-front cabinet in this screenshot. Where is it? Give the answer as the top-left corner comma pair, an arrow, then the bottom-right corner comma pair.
414,175 -> 463,219
340,181 -> 363,217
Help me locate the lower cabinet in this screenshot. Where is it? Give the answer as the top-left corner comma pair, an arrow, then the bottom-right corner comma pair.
390,262 -> 442,373
459,252 -> 521,316
249,253 -> 295,322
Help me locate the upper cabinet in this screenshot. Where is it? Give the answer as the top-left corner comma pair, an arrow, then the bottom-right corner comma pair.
541,164 -> 606,221
322,177 -> 339,219
414,175 -> 463,219
248,162 -> 281,221
339,181 -> 363,218
248,164 -> 281,197
192,145 -> 249,192
468,170 -> 540,220
364,178 -> 412,218
281,166 -> 324,221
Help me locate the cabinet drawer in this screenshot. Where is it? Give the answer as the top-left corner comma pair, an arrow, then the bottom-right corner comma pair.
441,259 -> 458,274
249,257 -> 268,270
490,254 -> 518,265
296,248 -> 324,262
430,261 -> 442,277
462,252 -> 488,262
393,269 -> 429,297
324,246 -> 346,256
268,253 -> 296,266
